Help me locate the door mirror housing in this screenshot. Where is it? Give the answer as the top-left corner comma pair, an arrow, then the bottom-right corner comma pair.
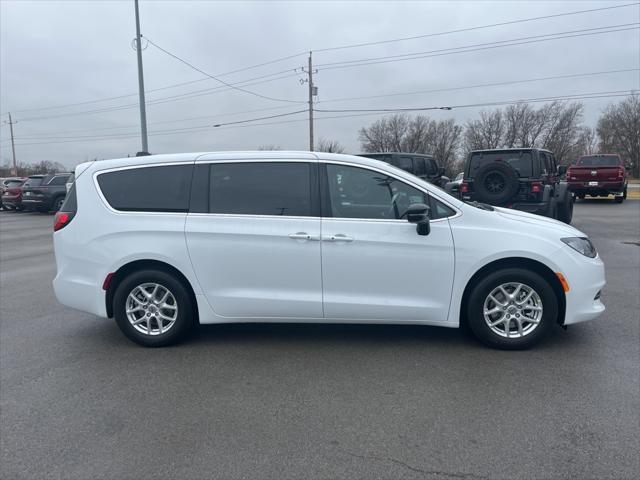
405,203 -> 431,236
557,165 -> 567,175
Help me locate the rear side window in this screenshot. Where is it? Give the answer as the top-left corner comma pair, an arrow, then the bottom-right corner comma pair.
97,164 -> 193,212
47,175 -> 70,186
393,156 -> 413,172
209,162 -> 312,216
60,183 -> 77,212
24,177 -> 43,187
413,158 -> 426,176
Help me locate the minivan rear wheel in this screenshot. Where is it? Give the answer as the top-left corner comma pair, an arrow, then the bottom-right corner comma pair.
467,268 -> 557,350
113,269 -> 194,347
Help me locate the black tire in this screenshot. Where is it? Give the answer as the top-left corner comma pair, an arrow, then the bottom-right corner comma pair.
473,162 -> 520,205
52,196 -> 65,212
545,196 -> 557,219
113,269 -> 194,347
466,268 -> 558,350
556,193 -> 573,224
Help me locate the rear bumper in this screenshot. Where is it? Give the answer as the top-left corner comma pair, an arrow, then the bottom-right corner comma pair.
568,181 -> 625,195
1,195 -> 22,207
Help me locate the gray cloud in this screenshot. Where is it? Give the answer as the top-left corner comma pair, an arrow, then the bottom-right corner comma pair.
1,0 -> 639,169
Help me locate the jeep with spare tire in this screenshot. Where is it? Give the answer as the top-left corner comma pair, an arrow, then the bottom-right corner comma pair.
453,148 -> 573,224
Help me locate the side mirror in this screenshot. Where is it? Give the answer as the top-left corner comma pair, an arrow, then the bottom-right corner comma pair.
405,203 -> 431,236
558,165 -> 567,175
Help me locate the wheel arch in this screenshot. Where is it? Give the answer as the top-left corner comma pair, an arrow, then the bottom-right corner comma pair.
460,257 -> 566,326
105,259 -> 199,321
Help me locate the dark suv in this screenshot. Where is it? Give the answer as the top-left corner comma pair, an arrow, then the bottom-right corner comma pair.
357,153 -> 449,187
21,173 -> 71,212
455,148 -> 573,223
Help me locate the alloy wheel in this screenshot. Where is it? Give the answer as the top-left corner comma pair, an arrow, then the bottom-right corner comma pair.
483,282 -> 543,338
125,283 -> 178,336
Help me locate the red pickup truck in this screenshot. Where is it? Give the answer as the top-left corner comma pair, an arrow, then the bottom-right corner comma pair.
567,154 -> 628,203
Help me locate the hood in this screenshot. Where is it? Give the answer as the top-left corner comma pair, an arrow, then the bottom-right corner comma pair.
493,206 -> 585,237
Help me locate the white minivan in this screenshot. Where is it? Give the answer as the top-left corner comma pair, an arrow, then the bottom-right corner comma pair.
53,152 -> 605,349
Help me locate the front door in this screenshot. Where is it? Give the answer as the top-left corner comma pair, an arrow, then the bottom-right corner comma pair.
320,163 -> 455,323
185,161 -> 322,319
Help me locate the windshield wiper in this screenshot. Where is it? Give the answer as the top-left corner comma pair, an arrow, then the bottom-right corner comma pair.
466,201 -> 495,211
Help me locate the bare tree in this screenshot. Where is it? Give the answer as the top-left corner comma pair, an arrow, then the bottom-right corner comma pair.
316,138 -> 346,153
464,110 -> 505,152
358,114 -> 462,176
597,96 -> 640,177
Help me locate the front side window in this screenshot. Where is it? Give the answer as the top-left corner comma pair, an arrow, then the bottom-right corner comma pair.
209,162 -> 312,216
97,164 -> 193,212
325,164 -> 428,220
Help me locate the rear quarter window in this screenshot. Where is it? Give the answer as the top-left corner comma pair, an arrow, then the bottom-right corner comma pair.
97,164 -> 193,212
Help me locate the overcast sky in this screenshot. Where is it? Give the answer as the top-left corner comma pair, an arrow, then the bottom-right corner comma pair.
1,0 -> 639,169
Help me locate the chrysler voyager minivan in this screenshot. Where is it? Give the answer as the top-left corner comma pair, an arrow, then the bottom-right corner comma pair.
53,152 -> 605,349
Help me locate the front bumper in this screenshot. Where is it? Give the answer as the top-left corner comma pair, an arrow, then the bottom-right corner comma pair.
549,247 -> 606,325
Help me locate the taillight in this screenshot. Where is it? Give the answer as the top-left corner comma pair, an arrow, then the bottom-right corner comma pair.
460,181 -> 469,193
53,211 -> 75,231
530,182 -> 542,194
618,167 -> 624,179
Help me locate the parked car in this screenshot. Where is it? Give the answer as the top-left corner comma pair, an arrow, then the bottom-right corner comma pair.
567,154 -> 628,203
53,152 -> 605,350
21,173 -> 71,212
445,172 -> 464,197
458,148 -> 573,223
1,177 -> 26,210
357,152 -> 450,187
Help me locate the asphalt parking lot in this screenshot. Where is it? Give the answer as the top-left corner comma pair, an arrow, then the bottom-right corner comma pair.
1,201 -> 639,480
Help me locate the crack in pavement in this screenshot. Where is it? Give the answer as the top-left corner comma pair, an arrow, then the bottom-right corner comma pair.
336,447 -> 488,479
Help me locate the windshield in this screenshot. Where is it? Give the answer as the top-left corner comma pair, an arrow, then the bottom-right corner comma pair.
5,180 -> 23,188
24,177 -> 44,187
577,155 -> 620,167
469,151 -> 533,177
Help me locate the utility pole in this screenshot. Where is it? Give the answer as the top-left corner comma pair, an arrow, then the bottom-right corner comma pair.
302,52 -> 317,151
4,113 -> 17,176
134,0 -> 149,154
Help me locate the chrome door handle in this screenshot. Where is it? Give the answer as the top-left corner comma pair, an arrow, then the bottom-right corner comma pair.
324,234 -> 354,242
288,232 -> 319,241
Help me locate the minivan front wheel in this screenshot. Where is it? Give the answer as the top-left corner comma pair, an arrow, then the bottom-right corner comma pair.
467,269 -> 557,349
113,270 -> 194,347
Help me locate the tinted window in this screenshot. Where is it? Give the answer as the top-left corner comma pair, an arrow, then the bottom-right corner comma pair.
413,158 -> 426,176
209,162 -> 312,216
5,180 -> 23,188
423,158 -> 438,175
469,151 -> 532,177
429,196 -> 456,219
60,183 -> 77,212
326,164 -> 428,220
393,156 -> 413,172
98,164 -> 193,212
577,155 -> 621,167
24,177 -> 44,187
47,175 -> 70,186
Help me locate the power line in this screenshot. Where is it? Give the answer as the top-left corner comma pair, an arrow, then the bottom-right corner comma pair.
9,68 -> 638,140
142,35 -> 305,104
5,90 -> 636,147
14,71 -> 302,122
317,24 -> 640,70
3,3 -> 636,117
319,68 -> 640,105
313,2 -> 640,52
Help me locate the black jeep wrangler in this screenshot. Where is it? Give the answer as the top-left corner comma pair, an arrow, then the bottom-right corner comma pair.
454,148 -> 573,223
357,152 -> 450,187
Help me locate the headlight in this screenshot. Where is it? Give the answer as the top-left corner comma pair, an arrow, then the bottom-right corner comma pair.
561,237 -> 597,258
